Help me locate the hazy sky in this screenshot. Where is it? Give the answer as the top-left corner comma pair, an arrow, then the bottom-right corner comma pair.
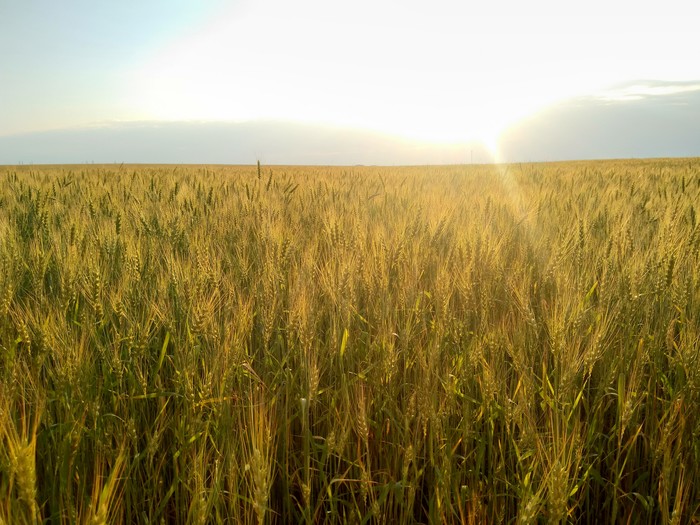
1,0 -> 699,163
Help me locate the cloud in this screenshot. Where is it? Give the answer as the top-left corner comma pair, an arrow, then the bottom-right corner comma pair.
2,80 -> 698,165
594,80 -> 700,101
0,120 -> 492,166
497,80 -> 700,162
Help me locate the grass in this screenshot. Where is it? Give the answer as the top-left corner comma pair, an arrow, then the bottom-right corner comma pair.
0,159 -> 699,523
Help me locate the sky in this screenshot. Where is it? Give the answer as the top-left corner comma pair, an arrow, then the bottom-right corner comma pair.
1,0 -> 699,164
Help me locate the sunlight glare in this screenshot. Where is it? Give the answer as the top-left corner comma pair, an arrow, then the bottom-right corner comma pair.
125,0 -> 697,151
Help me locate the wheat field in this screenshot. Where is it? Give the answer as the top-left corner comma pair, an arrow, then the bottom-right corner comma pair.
0,159 -> 699,523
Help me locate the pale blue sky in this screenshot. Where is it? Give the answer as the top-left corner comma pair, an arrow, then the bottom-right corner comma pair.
1,1 -> 225,134
1,0 -> 699,163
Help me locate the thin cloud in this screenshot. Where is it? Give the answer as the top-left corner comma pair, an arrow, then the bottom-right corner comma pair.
593,80 -> 700,102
